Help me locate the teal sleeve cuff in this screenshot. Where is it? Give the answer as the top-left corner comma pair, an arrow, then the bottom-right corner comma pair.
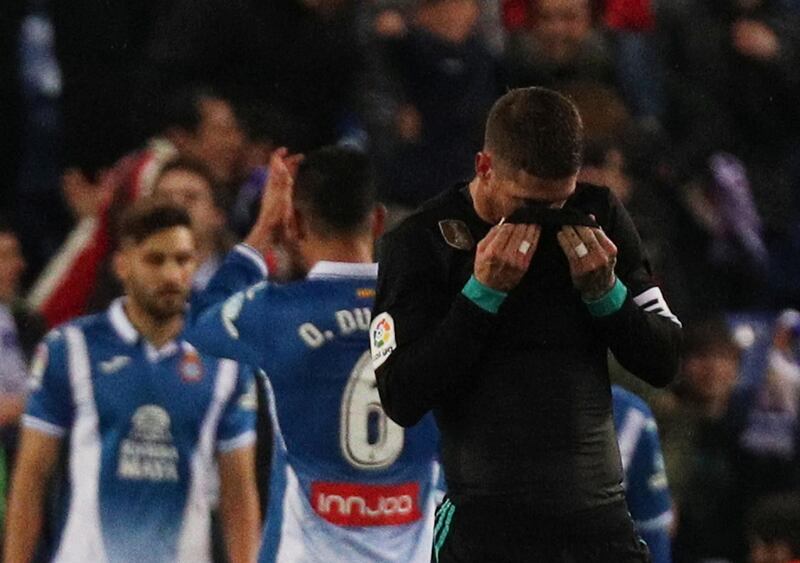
462,275 -> 507,314
584,277 -> 628,317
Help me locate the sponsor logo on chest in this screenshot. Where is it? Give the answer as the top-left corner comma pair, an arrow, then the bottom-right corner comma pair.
311,481 -> 421,527
117,404 -> 180,482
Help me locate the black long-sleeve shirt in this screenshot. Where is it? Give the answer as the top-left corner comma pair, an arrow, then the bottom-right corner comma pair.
372,183 -> 682,515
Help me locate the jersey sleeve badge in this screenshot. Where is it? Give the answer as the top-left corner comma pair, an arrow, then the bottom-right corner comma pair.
180,348 -> 204,382
438,220 -> 475,251
370,312 -> 397,369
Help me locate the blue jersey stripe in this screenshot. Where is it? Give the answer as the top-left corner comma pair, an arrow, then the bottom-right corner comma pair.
259,376 -> 288,563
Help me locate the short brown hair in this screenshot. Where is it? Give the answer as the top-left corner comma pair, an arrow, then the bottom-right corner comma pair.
117,198 -> 192,245
484,87 -> 583,179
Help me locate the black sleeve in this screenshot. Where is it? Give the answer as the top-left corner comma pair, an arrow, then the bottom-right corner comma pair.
372,227 -> 500,427
594,190 -> 682,388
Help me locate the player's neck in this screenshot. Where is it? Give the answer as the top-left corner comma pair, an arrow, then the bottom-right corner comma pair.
303,236 -> 374,268
123,300 -> 184,349
468,177 -> 495,225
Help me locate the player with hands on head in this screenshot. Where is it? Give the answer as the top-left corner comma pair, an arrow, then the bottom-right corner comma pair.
371,86 -> 682,562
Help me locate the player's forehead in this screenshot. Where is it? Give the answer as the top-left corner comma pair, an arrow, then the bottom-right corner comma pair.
133,226 -> 195,255
155,169 -> 211,198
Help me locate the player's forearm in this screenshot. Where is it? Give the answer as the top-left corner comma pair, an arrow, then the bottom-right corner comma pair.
219,445 -> 260,563
220,484 -> 260,563
190,244 -> 266,320
596,295 -> 682,388
376,295 -> 499,427
4,474 -> 46,563
0,394 -> 26,427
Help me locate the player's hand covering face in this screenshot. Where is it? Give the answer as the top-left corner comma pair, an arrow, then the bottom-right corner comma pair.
557,222 -> 618,300
474,222 -> 541,292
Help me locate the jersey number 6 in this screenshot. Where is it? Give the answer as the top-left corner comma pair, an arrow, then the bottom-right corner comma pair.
340,351 -> 405,470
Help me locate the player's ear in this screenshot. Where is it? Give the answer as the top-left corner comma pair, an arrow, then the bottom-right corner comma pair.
475,151 -> 492,181
112,245 -> 131,283
371,203 -> 387,241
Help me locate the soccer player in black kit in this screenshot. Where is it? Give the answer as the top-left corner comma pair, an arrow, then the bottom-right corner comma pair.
370,87 -> 682,562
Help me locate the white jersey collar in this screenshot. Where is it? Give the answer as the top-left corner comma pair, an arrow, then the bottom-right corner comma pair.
307,261 -> 378,280
109,299 -> 139,345
108,298 -> 182,360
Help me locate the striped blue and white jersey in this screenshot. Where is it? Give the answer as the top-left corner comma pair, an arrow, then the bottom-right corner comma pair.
23,299 -> 257,563
188,244 -> 440,563
612,385 -> 673,563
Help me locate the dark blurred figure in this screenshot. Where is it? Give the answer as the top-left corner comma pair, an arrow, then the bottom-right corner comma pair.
601,0 -> 666,125
0,222 -> 46,547
0,1 -> 26,216
729,309 -> 800,533
653,318 -> 744,562
144,0 -> 366,150
12,0 -> 160,282
745,493 -> 800,563
657,0 -> 800,308
504,0 -> 615,90
12,0 -> 71,285
229,102 -> 306,239
368,0 -> 500,216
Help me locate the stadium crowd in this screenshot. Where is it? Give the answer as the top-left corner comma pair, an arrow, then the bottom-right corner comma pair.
1,0 -> 799,561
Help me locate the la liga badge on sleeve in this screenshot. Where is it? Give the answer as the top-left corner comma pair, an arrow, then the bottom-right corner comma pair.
370,312 -> 397,369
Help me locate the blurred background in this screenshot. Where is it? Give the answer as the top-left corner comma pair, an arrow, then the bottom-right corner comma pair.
0,0 -> 799,561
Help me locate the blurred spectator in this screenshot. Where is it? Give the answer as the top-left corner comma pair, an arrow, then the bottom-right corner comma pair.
0,222 -> 46,545
229,102 -> 306,239
369,0 -> 499,214
143,0 -> 365,151
729,309 -> 800,521
152,158 -> 235,291
745,493 -> 800,563
601,0 -> 666,124
364,0 -> 507,55
504,0 -> 615,90
613,385 -> 674,563
657,0 -> 800,269
0,228 -> 36,425
14,0 -> 70,283
0,223 -> 46,436
653,318 -> 743,562
506,0 -> 665,127
670,151 -> 770,311
27,85 -> 244,328
8,0 -> 159,286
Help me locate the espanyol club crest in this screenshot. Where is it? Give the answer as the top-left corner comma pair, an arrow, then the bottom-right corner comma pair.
180,349 -> 204,382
